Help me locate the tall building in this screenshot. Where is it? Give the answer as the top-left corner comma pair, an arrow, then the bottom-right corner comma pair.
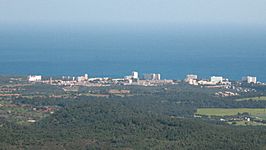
210,76 -> 223,83
132,71 -> 139,79
77,74 -> 89,82
144,73 -> 161,80
185,74 -> 198,82
28,75 -> 42,82
155,74 -> 161,80
84,74 -> 89,80
242,76 -> 257,84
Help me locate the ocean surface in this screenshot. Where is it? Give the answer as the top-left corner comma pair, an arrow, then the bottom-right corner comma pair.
0,26 -> 266,81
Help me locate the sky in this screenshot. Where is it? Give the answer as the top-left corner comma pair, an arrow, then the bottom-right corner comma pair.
1,0 -> 266,79
1,0 -> 266,27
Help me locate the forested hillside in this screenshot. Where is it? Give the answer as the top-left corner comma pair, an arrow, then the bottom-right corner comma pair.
1,96 -> 266,150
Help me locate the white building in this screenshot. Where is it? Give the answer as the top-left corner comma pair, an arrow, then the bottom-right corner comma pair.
155,74 -> 161,80
143,74 -> 152,80
188,79 -> 199,85
28,75 -> 42,82
126,79 -> 133,84
132,71 -> 139,79
185,74 -> 198,81
144,73 -> 161,80
242,76 -> 257,84
124,76 -> 133,80
210,76 -> 223,84
77,74 -> 89,82
84,74 -> 88,80
198,80 -> 213,85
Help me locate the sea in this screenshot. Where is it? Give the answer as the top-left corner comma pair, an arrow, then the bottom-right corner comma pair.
0,25 -> 266,82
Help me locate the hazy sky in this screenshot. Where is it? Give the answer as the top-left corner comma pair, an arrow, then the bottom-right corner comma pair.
1,0 -> 266,27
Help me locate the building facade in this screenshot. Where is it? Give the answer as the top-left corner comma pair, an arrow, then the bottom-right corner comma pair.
242,76 -> 257,84
185,74 -> 198,81
210,76 -> 223,83
28,75 -> 42,82
132,71 -> 139,79
144,73 -> 161,80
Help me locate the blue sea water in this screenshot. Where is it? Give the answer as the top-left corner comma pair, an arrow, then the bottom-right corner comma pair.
0,25 -> 266,81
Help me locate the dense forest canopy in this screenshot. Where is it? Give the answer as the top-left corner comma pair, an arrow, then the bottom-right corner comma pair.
1,81 -> 266,149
